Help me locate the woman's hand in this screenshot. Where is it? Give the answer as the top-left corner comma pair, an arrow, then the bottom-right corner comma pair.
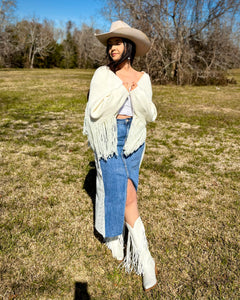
123,81 -> 138,91
131,82 -> 137,90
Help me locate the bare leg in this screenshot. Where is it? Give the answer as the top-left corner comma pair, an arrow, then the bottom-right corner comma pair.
124,179 -> 139,227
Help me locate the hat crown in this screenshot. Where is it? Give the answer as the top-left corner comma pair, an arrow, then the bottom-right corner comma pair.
109,20 -> 130,32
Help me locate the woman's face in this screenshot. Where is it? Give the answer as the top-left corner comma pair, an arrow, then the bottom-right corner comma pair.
108,37 -> 125,61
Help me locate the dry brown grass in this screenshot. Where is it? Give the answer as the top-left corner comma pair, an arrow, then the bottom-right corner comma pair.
0,69 -> 239,299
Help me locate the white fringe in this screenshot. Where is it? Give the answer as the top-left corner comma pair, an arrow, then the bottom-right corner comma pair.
105,234 -> 124,250
123,223 -> 148,275
84,113 -> 118,160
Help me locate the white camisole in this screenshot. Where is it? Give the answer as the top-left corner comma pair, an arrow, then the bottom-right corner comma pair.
118,95 -> 133,116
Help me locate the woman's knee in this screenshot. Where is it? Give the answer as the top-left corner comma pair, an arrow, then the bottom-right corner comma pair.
125,179 -> 137,206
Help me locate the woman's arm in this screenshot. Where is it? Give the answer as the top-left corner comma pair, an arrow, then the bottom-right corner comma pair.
88,67 -> 129,120
130,74 -> 157,122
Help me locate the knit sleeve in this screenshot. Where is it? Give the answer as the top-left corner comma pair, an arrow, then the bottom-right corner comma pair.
130,73 -> 157,122
88,67 -> 129,120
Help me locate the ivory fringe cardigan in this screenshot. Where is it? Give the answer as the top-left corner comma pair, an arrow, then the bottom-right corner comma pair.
83,66 -> 157,238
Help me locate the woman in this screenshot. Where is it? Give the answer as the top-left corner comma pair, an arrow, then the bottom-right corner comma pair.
83,20 -> 157,291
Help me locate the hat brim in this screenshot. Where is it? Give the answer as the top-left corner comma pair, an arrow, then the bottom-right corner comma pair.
95,27 -> 151,57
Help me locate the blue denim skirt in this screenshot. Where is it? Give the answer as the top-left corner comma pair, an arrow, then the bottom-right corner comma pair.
100,118 -> 145,237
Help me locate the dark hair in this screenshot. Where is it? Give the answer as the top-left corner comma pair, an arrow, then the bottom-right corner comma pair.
106,38 -> 136,72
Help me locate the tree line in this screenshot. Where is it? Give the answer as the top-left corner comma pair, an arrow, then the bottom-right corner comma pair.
0,18 -> 106,69
0,1 -> 106,69
1,0 -> 240,85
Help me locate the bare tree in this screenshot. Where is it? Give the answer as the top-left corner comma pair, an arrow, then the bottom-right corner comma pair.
0,0 -> 16,66
0,0 -> 16,32
73,23 -> 106,68
16,18 -> 55,68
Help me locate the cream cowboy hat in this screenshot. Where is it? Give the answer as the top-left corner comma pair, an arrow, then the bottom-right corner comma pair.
95,20 -> 151,56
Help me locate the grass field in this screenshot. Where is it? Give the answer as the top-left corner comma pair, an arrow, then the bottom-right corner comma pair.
0,68 -> 239,299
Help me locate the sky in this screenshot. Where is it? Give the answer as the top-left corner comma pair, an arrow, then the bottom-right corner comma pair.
16,0 -> 111,30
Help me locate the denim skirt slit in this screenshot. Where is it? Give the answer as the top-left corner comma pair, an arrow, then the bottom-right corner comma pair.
99,118 -> 145,238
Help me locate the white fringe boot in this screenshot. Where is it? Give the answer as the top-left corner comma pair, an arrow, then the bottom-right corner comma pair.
105,234 -> 124,261
124,217 -> 157,291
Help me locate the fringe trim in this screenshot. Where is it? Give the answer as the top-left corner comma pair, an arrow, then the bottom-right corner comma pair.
84,113 -> 118,160
105,234 -> 124,261
122,223 -> 148,275
105,234 -> 124,251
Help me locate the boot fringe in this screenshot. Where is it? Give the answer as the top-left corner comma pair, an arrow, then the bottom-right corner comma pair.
105,234 -> 124,251
122,221 -> 148,275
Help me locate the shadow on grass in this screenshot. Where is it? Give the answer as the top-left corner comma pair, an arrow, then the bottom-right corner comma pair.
83,161 -> 103,243
74,282 -> 91,300
83,161 -> 96,202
